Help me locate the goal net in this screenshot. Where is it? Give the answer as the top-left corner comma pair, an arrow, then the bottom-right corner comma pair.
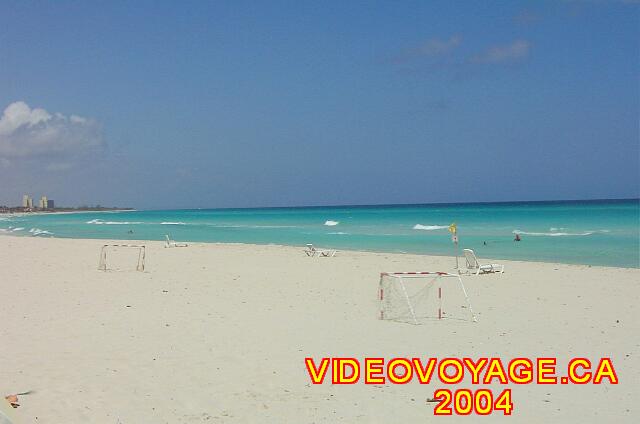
378,272 -> 477,324
98,244 -> 146,272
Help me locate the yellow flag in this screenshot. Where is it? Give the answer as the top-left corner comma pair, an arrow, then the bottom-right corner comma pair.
448,222 -> 457,234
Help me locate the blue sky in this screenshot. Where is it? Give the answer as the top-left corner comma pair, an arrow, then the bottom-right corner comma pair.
0,0 -> 638,209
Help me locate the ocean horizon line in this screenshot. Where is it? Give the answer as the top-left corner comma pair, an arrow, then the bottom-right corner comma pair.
139,197 -> 639,213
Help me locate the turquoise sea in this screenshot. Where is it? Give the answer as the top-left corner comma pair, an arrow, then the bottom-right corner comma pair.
1,199 -> 638,268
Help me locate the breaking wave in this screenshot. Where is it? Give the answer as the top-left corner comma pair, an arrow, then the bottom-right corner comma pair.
513,229 -> 609,237
202,223 -> 299,229
324,220 -> 339,226
413,224 -> 448,231
29,228 -> 53,236
86,219 -> 142,225
160,222 -> 186,225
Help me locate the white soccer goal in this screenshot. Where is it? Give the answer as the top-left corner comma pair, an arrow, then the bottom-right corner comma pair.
98,244 -> 146,272
378,271 -> 477,324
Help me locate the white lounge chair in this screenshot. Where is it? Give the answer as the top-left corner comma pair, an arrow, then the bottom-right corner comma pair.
463,249 -> 504,275
165,234 -> 188,248
304,243 -> 337,257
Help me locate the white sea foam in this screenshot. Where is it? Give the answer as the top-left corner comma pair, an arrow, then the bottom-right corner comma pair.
11,227 -> 25,231
29,228 -> 52,235
328,231 -> 349,235
160,222 -> 186,225
207,224 -> 297,229
86,219 -> 142,225
413,224 -> 448,231
513,229 -> 608,237
324,220 -> 339,226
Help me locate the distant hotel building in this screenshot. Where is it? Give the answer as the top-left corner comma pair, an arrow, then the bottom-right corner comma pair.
22,194 -> 53,209
22,194 -> 34,208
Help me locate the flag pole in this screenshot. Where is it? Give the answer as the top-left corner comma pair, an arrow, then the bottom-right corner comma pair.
449,223 -> 459,271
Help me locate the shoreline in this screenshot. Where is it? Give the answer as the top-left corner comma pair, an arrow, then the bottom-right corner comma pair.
0,233 -> 637,270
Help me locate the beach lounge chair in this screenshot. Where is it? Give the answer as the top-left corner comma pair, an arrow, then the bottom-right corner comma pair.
304,243 -> 337,257
165,234 -> 188,248
463,249 -> 504,275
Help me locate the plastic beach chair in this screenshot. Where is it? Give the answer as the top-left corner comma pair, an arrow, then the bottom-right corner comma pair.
304,243 -> 337,257
165,234 -> 188,248
463,249 -> 504,275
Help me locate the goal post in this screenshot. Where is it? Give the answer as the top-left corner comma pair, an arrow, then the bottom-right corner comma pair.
378,271 -> 477,324
98,244 -> 146,272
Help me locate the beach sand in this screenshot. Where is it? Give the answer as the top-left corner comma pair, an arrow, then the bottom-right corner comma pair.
1,235 -> 638,423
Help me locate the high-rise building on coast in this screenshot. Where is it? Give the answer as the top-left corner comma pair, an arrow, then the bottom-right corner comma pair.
22,194 -> 34,209
20,194 -> 54,210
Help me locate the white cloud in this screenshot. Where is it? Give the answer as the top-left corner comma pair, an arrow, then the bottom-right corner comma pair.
392,35 -> 463,65
414,35 -> 462,57
70,115 -> 87,124
471,40 -> 531,64
0,101 -> 103,159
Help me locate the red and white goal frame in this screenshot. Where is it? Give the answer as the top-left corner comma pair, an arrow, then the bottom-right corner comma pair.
378,271 -> 477,324
98,244 -> 146,272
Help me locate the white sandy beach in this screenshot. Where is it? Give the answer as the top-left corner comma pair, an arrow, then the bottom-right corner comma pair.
1,235 -> 638,423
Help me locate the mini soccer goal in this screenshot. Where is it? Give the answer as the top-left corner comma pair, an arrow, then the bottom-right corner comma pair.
98,244 -> 146,272
378,272 -> 477,324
